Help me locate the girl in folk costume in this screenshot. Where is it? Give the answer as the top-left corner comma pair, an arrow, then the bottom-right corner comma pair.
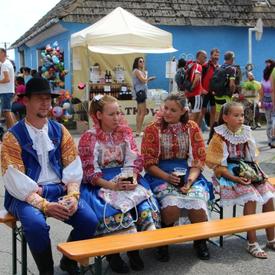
206,101 -> 275,259
141,93 -> 214,262
78,95 -> 159,273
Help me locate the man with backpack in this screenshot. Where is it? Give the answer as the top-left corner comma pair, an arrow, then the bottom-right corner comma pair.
211,51 -> 236,118
201,48 -> 220,129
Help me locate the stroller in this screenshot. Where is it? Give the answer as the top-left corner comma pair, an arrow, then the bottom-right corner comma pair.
232,91 -> 260,130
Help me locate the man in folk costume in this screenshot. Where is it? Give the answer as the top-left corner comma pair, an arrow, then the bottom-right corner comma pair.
1,77 -> 98,275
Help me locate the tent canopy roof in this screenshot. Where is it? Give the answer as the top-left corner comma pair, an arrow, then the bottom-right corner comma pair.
71,7 -> 176,54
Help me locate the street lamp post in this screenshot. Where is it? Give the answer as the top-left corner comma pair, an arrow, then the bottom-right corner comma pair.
248,18 -> 263,67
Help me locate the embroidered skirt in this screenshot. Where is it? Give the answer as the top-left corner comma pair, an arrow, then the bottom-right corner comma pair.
81,167 -> 160,235
213,163 -> 275,207
144,159 -> 214,217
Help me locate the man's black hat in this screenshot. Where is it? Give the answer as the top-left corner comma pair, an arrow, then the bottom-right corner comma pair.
23,77 -> 60,98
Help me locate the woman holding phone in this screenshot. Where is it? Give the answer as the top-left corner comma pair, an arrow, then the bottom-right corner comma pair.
79,94 -> 159,273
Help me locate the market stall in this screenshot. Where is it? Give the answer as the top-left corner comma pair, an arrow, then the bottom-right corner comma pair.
70,7 -> 176,128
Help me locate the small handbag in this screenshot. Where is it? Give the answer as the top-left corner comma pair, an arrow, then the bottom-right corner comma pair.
135,90 -> 147,102
232,160 -> 265,184
99,184 -> 157,231
99,184 -> 153,213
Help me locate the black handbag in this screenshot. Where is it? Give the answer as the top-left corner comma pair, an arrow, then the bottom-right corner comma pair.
135,90 -> 147,103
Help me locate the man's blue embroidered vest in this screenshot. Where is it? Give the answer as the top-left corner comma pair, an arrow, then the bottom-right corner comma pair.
9,119 -> 63,181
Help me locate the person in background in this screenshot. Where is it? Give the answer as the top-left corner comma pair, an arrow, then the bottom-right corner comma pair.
142,93 -> 213,262
0,48 -> 17,129
214,51 -> 236,120
31,69 -> 39,78
201,48 -> 220,131
206,101 -> 275,259
79,94 -> 159,273
260,59 -> 275,148
185,50 -> 207,125
1,77 -> 98,274
11,76 -> 26,119
132,57 -> 155,137
239,71 -> 261,128
23,67 -> 32,83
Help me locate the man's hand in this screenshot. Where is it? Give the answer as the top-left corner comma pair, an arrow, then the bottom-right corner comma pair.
45,202 -> 70,221
65,197 -> 79,216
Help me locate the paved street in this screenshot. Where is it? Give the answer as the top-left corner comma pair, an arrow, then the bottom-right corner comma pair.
0,126 -> 274,275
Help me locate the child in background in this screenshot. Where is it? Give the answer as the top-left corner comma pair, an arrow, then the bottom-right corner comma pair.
11,76 -> 26,119
206,101 -> 275,259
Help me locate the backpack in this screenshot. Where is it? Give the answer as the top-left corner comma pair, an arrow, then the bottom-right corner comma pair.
209,66 -> 230,97
175,63 -> 193,92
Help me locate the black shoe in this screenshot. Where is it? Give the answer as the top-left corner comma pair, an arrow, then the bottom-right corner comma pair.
127,250 -> 144,271
106,254 -> 130,273
193,240 -> 210,260
60,256 -> 80,275
156,246 -> 170,262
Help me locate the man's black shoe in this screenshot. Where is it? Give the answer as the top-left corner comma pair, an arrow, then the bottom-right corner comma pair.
156,246 -> 170,262
60,256 -> 80,275
193,240 -> 210,260
127,250 -> 144,271
106,254 -> 130,273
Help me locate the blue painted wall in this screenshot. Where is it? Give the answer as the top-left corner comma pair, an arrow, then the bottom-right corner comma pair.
147,25 -> 275,92
15,23 -> 275,93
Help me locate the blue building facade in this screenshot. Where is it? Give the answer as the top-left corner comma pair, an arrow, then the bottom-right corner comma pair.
14,23 -> 275,93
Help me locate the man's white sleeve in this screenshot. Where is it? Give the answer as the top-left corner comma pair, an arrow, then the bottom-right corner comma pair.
62,156 -> 83,185
3,165 -> 39,201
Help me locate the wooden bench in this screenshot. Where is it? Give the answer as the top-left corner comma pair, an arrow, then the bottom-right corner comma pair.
58,211 -> 275,275
0,210 -> 27,275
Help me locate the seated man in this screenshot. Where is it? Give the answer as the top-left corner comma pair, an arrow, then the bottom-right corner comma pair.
1,77 -> 98,275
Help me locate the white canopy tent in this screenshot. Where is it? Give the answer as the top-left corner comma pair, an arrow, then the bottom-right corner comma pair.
71,7 -> 177,54
71,7 -> 176,98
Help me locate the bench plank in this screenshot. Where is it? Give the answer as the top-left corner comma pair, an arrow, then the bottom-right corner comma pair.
269,177 -> 275,186
58,211 -> 275,262
0,210 -> 16,228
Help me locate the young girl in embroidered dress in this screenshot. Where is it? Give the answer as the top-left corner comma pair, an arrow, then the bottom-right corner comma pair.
206,101 -> 275,259
78,94 -> 159,273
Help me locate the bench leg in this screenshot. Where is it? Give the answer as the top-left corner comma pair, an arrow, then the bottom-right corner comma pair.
12,227 -> 17,275
95,256 -> 102,275
219,206 -> 224,247
21,234 -> 27,275
233,205 -> 237,217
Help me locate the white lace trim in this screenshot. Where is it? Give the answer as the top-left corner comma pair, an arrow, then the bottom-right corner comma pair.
214,124 -> 252,145
160,196 -> 209,218
261,192 -> 275,205
220,193 -> 264,207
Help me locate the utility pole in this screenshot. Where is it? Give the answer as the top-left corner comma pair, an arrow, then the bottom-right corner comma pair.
0,42 -> 10,50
